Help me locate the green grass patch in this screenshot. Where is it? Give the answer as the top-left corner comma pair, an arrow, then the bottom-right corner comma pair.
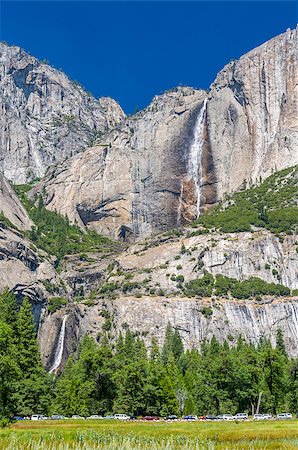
0,419 -> 297,449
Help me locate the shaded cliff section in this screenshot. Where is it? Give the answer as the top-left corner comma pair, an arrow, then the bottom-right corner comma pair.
29,27 -> 297,240
0,42 -> 125,183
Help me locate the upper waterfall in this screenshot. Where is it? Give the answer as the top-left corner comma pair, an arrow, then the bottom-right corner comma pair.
49,315 -> 68,374
187,98 -> 207,217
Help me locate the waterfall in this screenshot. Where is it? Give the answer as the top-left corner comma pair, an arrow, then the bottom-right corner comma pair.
49,315 -> 68,374
187,98 -> 207,217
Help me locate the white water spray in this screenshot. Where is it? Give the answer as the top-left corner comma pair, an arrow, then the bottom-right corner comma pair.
187,98 -> 207,217
49,315 -> 68,374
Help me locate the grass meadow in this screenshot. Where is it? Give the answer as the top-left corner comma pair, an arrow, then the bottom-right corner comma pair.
0,419 -> 297,449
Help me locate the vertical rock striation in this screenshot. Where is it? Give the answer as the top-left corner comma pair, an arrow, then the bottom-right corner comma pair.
29,27 -> 297,239
0,42 -> 125,183
0,173 -> 32,230
30,87 -> 208,238
39,297 -> 298,370
203,26 -> 298,205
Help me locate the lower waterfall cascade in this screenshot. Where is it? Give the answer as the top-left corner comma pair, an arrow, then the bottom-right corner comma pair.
49,315 -> 68,374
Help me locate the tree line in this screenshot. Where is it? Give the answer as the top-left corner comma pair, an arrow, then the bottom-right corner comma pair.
0,290 -> 297,421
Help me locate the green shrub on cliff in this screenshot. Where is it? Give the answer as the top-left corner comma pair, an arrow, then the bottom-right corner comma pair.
13,184 -> 118,263
48,297 -> 68,314
194,165 -> 298,234
185,272 -> 291,299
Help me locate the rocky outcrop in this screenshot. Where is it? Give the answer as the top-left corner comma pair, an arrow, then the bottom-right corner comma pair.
114,230 -> 298,291
37,227 -> 298,369
39,296 -> 298,370
0,173 -> 63,322
0,43 -> 125,183
30,28 -> 297,239
30,87 -> 207,238
0,173 -> 32,230
202,26 -> 298,206
0,223 -> 62,323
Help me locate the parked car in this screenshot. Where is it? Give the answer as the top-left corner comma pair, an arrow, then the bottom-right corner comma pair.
217,415 -> 224,420
71,415 -> 85,420
129,415 -> 138,420
86,415 -> 103,420
165,415 -> 178,420
13,416 -> 24,421
31,415 -> 48,421
50,415 -> 65,420
103,415 -> 115,420
222,414 -> 235,421
262,414 -> 272,420
114,414 -> 130,420
183,415 -> 197,420
142,416 -> 160,421
253,414 -> 264,420
235,413 -> 248,420
277,413 -> 292,420
205,415 -> 218,421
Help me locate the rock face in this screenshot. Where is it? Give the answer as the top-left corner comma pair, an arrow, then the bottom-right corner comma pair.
39,296 -> 298,370
115,230 -> 298,291
0,173 -> 32,230
202,26 -> 298,206
30,87 -> 207,238
0,223 -> 62,324
0,42 -> 125,183
38,227 -> 298,369
0,175 -> 62,324
30,27 -> 297,239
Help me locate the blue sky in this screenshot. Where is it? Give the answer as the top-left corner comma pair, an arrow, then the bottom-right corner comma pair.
1,1 -> 296,113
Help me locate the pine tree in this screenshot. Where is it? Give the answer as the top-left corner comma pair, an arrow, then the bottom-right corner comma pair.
16,298 -> 41,374
0,289 -> 18,328
12,298 -> 52,416
276,329 -> 287,356
0,322 -> 20,418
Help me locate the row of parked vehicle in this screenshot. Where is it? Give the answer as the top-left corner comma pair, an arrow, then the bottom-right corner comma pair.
22,412 -> 295,421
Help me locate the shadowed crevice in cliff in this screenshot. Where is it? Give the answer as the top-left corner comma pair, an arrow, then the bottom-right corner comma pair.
200,101 -> 218,213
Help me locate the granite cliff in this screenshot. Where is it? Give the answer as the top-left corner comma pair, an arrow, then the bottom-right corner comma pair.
30,27 -> 298,239
0,174 -> 62,323
0,28 -> 297,371
0,42 -> 125,183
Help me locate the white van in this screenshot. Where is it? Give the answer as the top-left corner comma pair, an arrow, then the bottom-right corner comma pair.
31,414 -> 47,420
114,414 -> 130,420
235,413 -> 248,420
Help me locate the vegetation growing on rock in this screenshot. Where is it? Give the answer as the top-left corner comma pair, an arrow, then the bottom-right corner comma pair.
185,272 -> 292,299
13,184 -> 119,264
194,165 -> 298,235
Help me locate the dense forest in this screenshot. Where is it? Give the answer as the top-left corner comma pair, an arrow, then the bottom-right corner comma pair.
0,290 -> 297,423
